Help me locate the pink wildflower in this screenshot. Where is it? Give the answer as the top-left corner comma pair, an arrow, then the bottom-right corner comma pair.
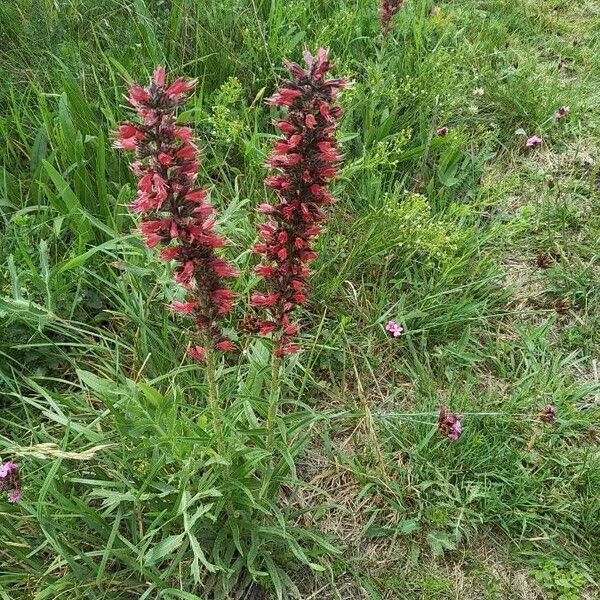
438,406 -> 462,441
385,320 -> 404,337
526,135 -> 542,148
8,489 -> 22,503
0,461 -> 21,502
554,106 -> 570,121
436,126 -> 449,137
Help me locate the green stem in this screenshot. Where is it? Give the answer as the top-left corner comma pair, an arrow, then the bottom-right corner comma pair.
204,342 -> 224,457
266,349 -> 282,453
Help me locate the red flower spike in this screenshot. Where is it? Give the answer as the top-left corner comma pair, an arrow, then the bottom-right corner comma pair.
114,67 -> 237,359
252,48 -> 346,355
380,0 -> 405,35
540,404 -> 557,425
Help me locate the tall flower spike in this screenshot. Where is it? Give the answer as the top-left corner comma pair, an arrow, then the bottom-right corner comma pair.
252,49 -> 347,356
115,67 -> 238,361
380,0 -> 405,35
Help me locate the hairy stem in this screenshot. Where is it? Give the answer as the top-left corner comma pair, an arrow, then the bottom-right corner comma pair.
204,342 -> 224,456
266,348 -> 283,453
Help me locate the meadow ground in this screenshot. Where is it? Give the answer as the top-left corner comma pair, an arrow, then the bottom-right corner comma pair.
1,1 -> 599,598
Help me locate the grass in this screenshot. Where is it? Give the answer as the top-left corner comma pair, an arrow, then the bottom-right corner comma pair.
1,0 -> 599,598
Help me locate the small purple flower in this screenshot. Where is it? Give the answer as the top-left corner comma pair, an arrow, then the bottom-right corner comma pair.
436,126 -> 449,137
438,406 -> 462,441
554,106 -> 570,121
0,461 -> 18,479
526,135 -> 542,148
8,489 -> 22,503
540,404 -> 556,425
385,320 -> 404,338
0,461 -> 22,502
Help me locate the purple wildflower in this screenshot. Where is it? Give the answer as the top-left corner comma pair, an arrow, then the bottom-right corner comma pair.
0,461 -> 18,479
526,135 -> 542,148
436,126 -> 449,137
540,404 -> 556,425
8,489 -> 22,503
0,461 -> 22,503
554,106 -> 570,121
385,320 -> 404,338
438,406 -> 462,441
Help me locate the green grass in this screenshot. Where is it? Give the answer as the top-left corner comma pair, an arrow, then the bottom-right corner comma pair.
1,0 -> 599,598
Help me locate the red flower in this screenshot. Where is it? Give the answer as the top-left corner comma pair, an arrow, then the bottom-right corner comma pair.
114,67 -> 237,358
215,339 -> 235,352
144,233 -> 163,248
165,77 -> 197,101
153,66 -> 166,86
170,300 -> 198,314
0,461 -> 22,503
266,87 -> 303,107
252,49 -> 346,355
186,189 -> 208,203
128,85 -> 150,106
210,258 -> 240,278
187,346 -> 206,362
276,121 -> 297,134
211,288 -> 236,315
160,247 -> 180,261
250,292 -> 280,308
113,123 -> 144,150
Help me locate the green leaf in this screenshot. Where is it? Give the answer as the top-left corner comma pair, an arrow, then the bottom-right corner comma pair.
144,533 -> 186,566
77,369 -> 123,398
43,160 -> 81,213
43,160 -> 92,243
159,590 -> 205,600
188,533 -> 217,573
427,531 -> 457,557
137,382 -> 164,406
264,555 -> 283,600
55,238 -> 123,274
30,127 -> 48,174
